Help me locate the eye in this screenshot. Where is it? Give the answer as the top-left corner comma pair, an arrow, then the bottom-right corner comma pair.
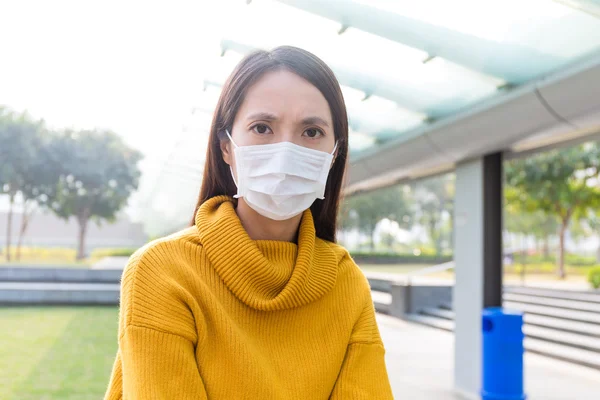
251,124 -> 272,135
303,128 -> 324,139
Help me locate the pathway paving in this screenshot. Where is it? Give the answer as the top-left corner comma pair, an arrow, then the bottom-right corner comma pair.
378,314 -> 600,399
91,256 -> 129,270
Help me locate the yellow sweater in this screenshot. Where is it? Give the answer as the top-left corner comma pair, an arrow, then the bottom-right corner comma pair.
104,196 -> 393,399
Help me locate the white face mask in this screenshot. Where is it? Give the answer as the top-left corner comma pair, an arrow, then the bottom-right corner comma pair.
226,130 -> 337,221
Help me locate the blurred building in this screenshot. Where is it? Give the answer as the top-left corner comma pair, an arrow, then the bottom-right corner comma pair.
0,210 -> 147,252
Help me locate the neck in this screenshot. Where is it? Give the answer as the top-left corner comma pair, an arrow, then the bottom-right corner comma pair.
236,199 -> 303,242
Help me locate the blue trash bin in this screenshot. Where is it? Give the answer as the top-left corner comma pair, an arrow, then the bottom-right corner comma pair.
481,307 -> 526,400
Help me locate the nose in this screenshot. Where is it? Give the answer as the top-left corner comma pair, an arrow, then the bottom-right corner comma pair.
278,130 -> 297,146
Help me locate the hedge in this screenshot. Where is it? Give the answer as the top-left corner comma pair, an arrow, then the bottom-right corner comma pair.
512,253 -> 598,266
90,248 -> 137,258
350,252 -> 452,265
588,267 -> 600,289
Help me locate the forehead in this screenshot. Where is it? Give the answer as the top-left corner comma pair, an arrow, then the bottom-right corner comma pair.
238,69 -> 332,123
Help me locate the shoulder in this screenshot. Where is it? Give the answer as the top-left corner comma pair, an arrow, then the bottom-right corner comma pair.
119,227 -> 203,341
122,227 -> 198,284
130,226 -> 201,264
319,239 -> 371,295
125,227 -> 201,273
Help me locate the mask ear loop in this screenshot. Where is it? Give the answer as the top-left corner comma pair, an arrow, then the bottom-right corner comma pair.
330,141 -> 339,167
331,142 -> 338,155
225,129 -> 239,149
225,130 -> 241,194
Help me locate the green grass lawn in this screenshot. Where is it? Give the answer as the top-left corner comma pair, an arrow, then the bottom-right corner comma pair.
0,307 -> 119,400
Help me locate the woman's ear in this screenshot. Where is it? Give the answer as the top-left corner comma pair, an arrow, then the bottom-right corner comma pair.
220,138 -> 232,166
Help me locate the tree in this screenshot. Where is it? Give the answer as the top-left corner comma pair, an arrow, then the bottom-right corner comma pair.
45,130 -> 143,259
0,109 -> 44,261
340,185 -> 413,251
411,174 -> 454,255
505,186 -> 558,258
505,143 -> 600,278
574,211 -> 600,263
14,135 -> 62,260
505,189 -> 560,282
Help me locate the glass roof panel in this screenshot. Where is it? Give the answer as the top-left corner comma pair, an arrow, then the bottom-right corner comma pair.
222,1 -> 504,115
196,0 -> 600,157
280,0 -> 600,83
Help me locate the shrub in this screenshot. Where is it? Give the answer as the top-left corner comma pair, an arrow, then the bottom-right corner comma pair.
518,253 -> 597,266
349,252 -> 452,265
588,267 -> 600,290
566,254 -> 598,266
90,248 -> 137,258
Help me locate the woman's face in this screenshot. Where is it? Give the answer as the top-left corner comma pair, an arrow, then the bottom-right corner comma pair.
222,69 -> 336,169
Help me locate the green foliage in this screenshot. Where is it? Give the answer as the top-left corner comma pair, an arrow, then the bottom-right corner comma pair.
339,173 -> 455,255
350,252 -> 452,264
44,130 -> 143,258
340,185 -> 414,249
507,263 -> 589,275
506,143 -> 600,220
505,142 -> 600,277
0,109 -> 44,196
0,246 -> 81,266
588,267 -> 600,289
509,262 -> 556,275
47,130 -> 143,223
410,174 -> 454,255
0,108 -> 56,261
504,203 -> 557,239
522,253 -> 598,266
0,106 -> 144,261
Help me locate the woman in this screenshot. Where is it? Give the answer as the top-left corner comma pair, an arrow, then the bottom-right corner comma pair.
104,46 -> 393,399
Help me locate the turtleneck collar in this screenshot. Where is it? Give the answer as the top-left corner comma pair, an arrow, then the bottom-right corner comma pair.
195,196 -> 338,311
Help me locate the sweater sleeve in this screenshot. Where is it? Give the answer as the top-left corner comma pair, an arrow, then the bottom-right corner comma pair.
329,298 -> 394,399
104,247 -> 208,400
118,325 -> 208,400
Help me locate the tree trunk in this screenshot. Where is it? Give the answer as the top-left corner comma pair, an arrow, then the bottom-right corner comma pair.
429,218 -> 442,256
520,233 -> 527,284
16,201 -> 33,261
448,214 -> 455,250
5,193 -> 15,262
557,223 -> 567,279
543,236 -> 550,259
520,234 -> 527,264
76,209 -> 90,261
370,228 -> 376,252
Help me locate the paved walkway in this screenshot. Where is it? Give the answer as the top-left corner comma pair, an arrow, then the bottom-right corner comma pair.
366,272 -> 595,292
378,314 -> 600,400
91,256 -> 129,269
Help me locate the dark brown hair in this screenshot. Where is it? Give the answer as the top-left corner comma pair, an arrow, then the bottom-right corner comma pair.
191,46 -> 348,242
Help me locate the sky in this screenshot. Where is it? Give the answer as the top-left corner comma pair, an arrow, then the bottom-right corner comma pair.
0,0 -> 224,154
0,0 -> 227,221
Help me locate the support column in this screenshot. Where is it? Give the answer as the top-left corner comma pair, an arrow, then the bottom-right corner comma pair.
453,153 -> 503,399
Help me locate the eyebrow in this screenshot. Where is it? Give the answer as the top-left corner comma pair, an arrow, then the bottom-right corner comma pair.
301,116 -> 330,128
245,112 -> 330,128
246,112 -> 278,121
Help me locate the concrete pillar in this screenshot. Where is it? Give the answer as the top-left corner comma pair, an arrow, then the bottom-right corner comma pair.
453,153 -> 503,399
